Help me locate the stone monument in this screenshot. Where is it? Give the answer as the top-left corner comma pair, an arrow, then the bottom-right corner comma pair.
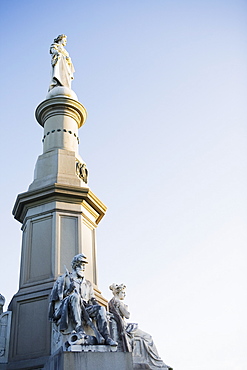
2,35 -> 172,370
5,34 -> 132,370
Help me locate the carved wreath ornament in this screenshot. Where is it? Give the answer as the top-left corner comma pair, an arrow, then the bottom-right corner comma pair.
76,161 -> 88,184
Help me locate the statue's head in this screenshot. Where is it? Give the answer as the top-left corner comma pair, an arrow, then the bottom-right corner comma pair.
71,254 -> 88,278
54,34 -> 67,45
109,283 -> 126,300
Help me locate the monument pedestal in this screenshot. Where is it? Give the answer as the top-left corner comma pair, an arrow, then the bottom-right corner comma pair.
7,93 -> 108,368
43,347 -> 133,370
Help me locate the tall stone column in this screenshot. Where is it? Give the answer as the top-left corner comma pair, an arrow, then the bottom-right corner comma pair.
7,88 -> 108,369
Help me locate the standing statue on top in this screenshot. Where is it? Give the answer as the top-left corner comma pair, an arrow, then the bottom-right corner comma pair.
109,283 -> 173,370
49,34 -> 75,91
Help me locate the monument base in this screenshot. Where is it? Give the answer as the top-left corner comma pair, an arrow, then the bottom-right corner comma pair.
43,347 -> 133,370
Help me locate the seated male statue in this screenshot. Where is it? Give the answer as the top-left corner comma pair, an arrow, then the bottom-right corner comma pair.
49,253 -> 117,346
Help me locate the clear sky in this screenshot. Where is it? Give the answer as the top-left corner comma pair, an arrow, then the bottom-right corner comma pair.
0,1 -> 246,369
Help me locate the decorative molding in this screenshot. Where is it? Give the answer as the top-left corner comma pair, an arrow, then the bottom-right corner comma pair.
13,184 -> 107,225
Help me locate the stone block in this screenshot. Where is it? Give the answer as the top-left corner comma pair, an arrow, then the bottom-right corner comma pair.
8,292 -> 51,364
43,348 -> 134,370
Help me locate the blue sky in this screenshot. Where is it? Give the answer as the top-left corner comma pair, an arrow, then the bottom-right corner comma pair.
0,1 -> 247,369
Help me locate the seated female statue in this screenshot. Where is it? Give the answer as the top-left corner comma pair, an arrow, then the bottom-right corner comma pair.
109,283 -> 172,370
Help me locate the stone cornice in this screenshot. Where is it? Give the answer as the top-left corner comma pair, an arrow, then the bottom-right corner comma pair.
35,97 -> 87,129
12,184 -> 107,225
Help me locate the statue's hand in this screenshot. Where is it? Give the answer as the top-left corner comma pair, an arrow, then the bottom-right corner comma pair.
51,53 -> 60,66
115,301 -> 120,309
66,57 -> 72,65
65,281 -> 75,295
90,298 -> 99,306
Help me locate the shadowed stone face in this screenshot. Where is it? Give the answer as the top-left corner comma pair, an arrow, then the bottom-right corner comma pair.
75,264 -> 86,278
